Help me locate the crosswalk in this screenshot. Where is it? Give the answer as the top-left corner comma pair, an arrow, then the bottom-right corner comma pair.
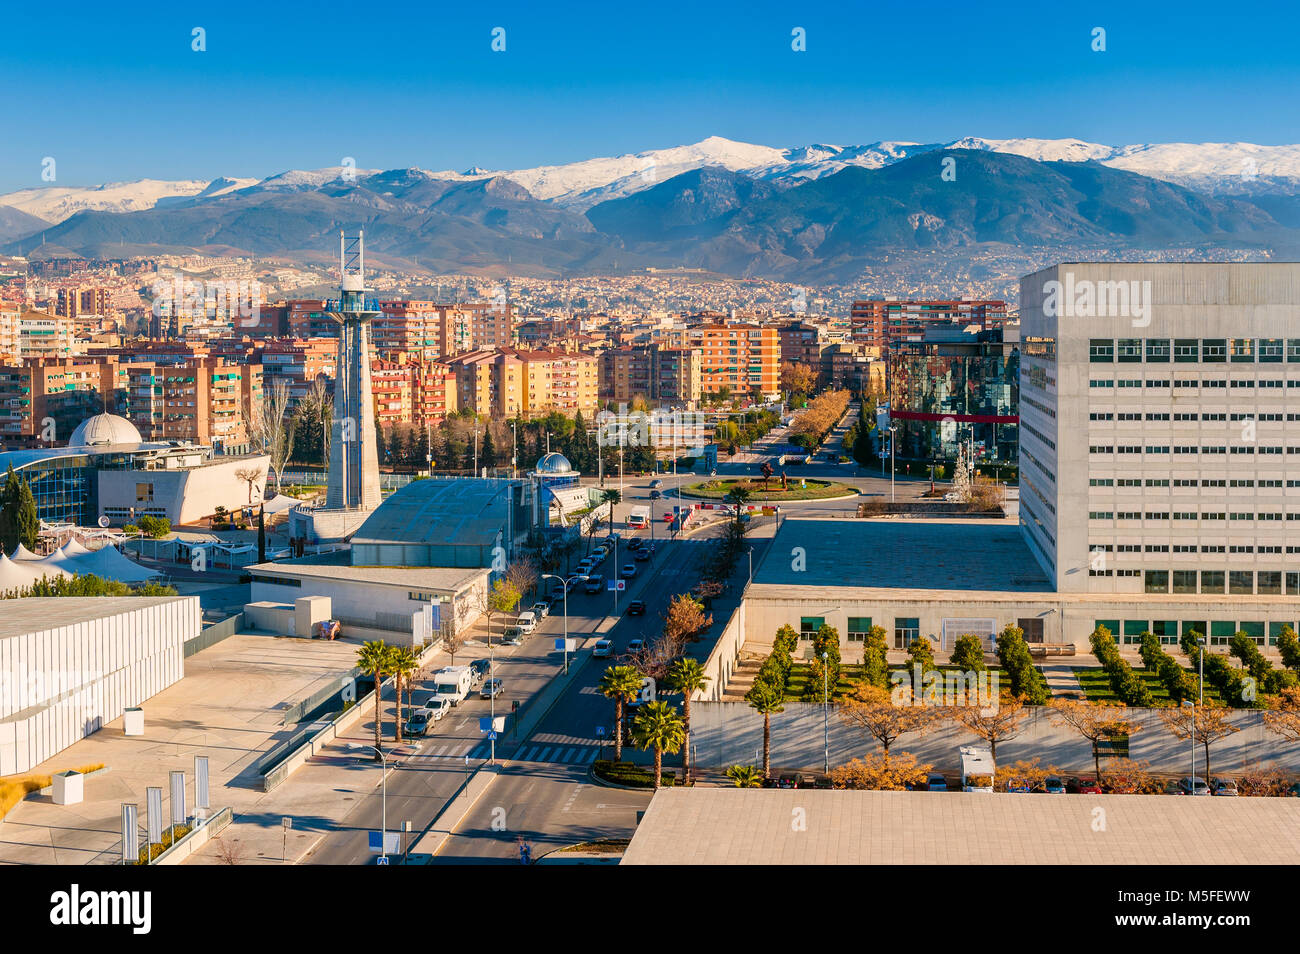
415,739 -> 602,765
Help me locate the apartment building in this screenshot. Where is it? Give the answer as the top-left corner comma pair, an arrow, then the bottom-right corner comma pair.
131,357 -> 262,454
1020,263 -> 1300,617
260,338 -> 336,405
444,350 -> 524,419
370,359 -> 458,433
777,319 -> 828,366
600,345 -> 702,406
686,323 -> 780,399
518,348 -> 599,417
0,307 -> 79,363
376,301 -> 515,360
851,298 -> 1008,350
288,299 -> 335,339
55,286 -> 111,319
0,357 -> 132,446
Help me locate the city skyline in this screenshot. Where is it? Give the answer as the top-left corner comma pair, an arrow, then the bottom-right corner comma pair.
4,1 -> 1300,192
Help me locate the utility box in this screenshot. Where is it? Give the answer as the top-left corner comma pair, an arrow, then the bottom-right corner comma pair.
123,707 -> 145,736
52,770 -> 84,805
295,596 -> 332,638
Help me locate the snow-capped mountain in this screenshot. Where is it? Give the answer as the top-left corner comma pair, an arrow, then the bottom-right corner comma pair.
0,177 -> 256,224
5,136 -> 1300,228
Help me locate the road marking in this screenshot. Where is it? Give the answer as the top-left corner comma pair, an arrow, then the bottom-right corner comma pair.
560,747 -> 579,763
584,748 -> 599,763
522,746 -> 540,761
538,747 -> 554,762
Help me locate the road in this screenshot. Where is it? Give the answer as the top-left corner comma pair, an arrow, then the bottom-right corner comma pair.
305,410 -> 940,863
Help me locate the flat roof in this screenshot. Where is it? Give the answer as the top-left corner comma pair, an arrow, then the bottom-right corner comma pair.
247,561 -> 486,593
756,518 -> 1051,592
351,476 -> 524,548
621,789 -> 1300,865
0,596 -> 192,640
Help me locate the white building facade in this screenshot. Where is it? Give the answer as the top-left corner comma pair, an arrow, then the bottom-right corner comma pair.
0,596 -> 198,775
1020,263 -> 1300,615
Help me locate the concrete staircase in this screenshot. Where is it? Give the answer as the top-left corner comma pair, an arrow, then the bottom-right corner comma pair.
720,651 -> 768,701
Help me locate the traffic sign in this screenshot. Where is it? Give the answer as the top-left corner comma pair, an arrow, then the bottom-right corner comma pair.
607,579 -> 626,591
479,715 -> 506,732
487,730 -> 498,741
595,725 -> 606,738
376,856 -> 389,865
368,831 -> 400,853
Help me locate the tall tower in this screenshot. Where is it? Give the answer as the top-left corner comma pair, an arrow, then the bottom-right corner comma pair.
325,232 -> 382,511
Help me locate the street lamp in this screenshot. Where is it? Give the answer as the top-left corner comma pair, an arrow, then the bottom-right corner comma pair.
346,743 -> 388,862
821,651 -> 830,773
1181,698 -> 1196,794
1196,635 -> 1205,705
510,421 -> 518,479
888,425 -> 899,503
541,572 -> 569,673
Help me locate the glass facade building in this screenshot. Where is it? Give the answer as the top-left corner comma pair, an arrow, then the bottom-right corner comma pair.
888,329 -> 1019,465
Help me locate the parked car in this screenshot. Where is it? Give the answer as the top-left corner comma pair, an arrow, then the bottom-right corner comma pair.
649,479 -> 663,489
530,601 -> 550,620
405,708 -> 436,737
812,774 -> 833,790
501,626 -> 524,646
469,659 -> 492,683
1162,779 -> 1183,795
776,774 -> 798,789
1006,777 -> 1034,793
549,579 -> 567,598
1043,775 -> 1067,794
1178,776 -> 1211,796
593,638 -> 614,658
424,697 -> 451,721
1068,776 -> 1103,794
627,600 -> 646,616
1211,778 -> 1239,796
925,772 -> 948,792
515,611 -> 538,634
577,559 -> 595,575
621,563 -> 637,579
430,666 -> 474,707
479,678 -> 504,699
626,638 -> 644,655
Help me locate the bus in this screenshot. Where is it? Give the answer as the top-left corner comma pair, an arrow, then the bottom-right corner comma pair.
627,505 -> 650,529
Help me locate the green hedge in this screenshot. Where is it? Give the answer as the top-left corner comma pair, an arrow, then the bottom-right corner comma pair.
593,760 -> 678,788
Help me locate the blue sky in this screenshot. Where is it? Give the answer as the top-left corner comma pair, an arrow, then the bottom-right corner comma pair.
2,0 -> 1298,192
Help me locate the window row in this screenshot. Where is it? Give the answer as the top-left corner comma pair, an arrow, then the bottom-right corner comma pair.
1089,338 -> 1297,364
1088,510 -> 1298,521
1097,618 -> 1293,647
1089,478 -> 1296,488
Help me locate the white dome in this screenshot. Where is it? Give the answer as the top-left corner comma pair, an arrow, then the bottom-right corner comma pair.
68,413 -> 142,448
535,452 -> 573,474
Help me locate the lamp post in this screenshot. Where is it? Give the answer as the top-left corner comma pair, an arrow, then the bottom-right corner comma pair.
1197,636 -> 1205,705
889,425 -> 898,503
511,421 -> 518,479
1181,698 -> 1196,794
541,573 -> 569,673
346,743 -> 388,862
821,651 -> 830,773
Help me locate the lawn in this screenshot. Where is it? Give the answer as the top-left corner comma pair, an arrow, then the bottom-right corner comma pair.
681,477 -> 858,501
1074,667 -> 1224,706
593,760 -> 679,788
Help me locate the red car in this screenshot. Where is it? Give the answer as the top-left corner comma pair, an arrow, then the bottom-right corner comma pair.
1069,776 -> 1103,794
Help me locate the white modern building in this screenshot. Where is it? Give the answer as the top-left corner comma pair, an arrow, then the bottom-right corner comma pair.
0,596 -> 199,774
1020,262 -> 1300,602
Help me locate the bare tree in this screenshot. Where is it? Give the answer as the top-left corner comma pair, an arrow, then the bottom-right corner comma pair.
252,379 -> 295,493
212,836 -> 244,865
234,466 -> 264,506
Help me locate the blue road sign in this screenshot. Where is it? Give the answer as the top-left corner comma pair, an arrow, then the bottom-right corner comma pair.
487,730 -> 498,740
376,856 -> 389,865
595,725 -> 606,738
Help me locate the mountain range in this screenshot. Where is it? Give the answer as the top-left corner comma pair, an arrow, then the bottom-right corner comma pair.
3,136 -> 1299,285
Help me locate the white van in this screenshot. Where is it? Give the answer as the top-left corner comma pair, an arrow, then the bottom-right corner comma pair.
516,611 -> 538,634
431,666 -> 474,706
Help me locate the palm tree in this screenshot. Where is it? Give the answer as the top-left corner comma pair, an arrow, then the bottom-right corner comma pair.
601,488 -> 621,537
744,678 -> 785,779
598,664 -> 643,762
724,485 -> 752,527
389,646 -> 419,743
665,657 -> 710,783
725,764 -> 763,788
630,701 -> 686,790
355,641 -> 392,760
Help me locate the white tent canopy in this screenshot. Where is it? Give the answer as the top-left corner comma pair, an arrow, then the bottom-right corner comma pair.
70,545 -> 161,583
10,543 -> 40,561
